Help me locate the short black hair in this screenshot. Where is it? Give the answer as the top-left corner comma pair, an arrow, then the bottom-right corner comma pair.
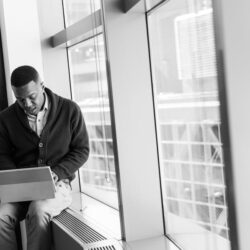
11,65 -> 40,87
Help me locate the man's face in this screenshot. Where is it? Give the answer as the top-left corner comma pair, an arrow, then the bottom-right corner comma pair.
12,81 -> 45,116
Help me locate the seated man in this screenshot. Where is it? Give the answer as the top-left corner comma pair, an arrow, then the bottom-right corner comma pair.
0,65 -> 89,250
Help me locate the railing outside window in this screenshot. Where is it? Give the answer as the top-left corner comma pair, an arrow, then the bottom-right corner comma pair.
63,0 -> 119,210
146,0 -> 231,249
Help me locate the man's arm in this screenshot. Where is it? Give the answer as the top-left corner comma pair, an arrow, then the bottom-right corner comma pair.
0,121 -> 16,170
51,104 -> 89,181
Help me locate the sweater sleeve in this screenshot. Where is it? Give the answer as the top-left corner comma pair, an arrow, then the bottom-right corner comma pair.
0,120 -> 16,170
52,104 -> 89,181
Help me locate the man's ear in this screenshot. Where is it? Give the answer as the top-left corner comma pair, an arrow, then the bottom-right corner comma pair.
41,82 -> 45,90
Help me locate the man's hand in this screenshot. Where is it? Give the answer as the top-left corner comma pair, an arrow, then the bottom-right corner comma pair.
51,171 -> 59,183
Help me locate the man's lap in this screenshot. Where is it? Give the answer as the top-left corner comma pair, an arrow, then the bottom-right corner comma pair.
0,180 -> 72,223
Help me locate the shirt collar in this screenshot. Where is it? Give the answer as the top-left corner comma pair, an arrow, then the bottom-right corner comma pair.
42,91 -> 49,112
25,91 -> 49,118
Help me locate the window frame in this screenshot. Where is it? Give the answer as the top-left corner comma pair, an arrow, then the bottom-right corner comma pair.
145,0 -> 239,249
50,0 -> 124,239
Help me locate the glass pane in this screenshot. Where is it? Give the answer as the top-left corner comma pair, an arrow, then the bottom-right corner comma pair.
68,34 -> 119,210
147,0 -> 230,249
63,0 -> 101,27
146,0 -> 164,10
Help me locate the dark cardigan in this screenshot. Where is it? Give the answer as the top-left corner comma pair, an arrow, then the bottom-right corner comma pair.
0,88 -> 89,181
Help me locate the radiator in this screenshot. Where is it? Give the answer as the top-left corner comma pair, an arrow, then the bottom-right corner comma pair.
52,209 -> 124,250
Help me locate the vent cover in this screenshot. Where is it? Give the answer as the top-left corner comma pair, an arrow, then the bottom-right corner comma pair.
52,210 -> 124,250
89,246 -> 116,250
54,210 -> 106,244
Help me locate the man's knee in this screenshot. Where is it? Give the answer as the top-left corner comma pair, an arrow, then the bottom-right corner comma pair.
26,201 -> 51,227
0,203 -> 20,227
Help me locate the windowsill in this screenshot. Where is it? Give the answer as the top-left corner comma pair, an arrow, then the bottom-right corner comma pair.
69,191 -> 122,239
122,236 -> 180,250
165,213 -> 230,250
65,193 -> 180,250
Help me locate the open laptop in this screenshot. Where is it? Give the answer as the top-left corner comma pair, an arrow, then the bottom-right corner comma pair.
0,166 -> 56,203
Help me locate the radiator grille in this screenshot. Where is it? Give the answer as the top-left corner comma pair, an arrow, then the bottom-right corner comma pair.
89,246 -> 116,250
54,210 -> 107,243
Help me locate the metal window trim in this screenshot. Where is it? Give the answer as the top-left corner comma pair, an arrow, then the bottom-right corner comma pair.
51,9 -> 102,47
146,0 -> 170,15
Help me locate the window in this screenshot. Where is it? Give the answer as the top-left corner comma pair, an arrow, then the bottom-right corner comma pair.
63,0 -> 101,27
147,0 -> 231,249
68,35 -> 119,209
62,0 -> 121,238
146,0 -> 164,10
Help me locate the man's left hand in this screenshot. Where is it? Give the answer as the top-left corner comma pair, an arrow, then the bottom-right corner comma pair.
51,171 -> 59,183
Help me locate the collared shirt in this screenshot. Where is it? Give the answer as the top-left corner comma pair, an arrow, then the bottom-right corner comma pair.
26,92 -> 50,137
0,87 -> 89,181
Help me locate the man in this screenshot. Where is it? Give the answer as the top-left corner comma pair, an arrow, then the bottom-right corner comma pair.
0,65 -> 89,250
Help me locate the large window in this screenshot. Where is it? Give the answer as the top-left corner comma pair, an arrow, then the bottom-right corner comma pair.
68,34 -> 119,209
63,0 -> 101,27
147,0 -> 231,249
62,0 -> 120,238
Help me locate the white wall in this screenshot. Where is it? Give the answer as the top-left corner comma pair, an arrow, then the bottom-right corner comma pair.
0,0 -> 71,103
103,0 -> 164,241
36,0 -> 71,99
0,0 -> 44,104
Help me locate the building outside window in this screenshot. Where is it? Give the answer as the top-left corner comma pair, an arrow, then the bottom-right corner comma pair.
62,0 -> 120,237
146,0 -> 231,249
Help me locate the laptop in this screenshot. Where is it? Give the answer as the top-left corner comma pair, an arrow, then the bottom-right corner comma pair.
0,166 -> 56,203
